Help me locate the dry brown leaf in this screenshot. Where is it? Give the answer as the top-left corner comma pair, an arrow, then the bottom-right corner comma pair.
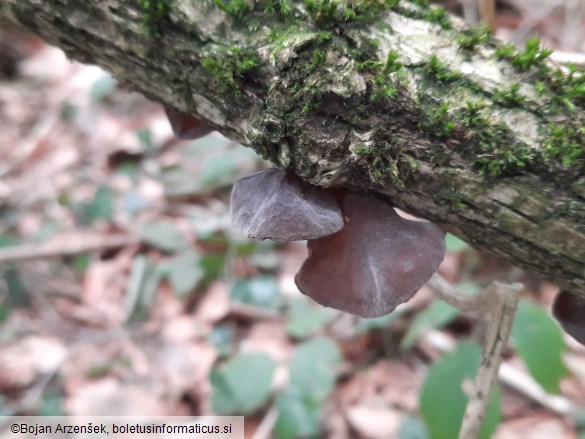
494,412 -> 576,439
195,281 -> 230,324
0,336 -> 67,391
345,405 -> 401,439
65,378 -> 167,416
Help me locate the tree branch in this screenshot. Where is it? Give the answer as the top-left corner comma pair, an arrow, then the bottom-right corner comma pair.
458,282 -> 522,439
1,0 -> 583,295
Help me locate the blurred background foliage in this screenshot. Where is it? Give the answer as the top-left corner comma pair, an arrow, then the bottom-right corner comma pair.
1,0 -> 585,437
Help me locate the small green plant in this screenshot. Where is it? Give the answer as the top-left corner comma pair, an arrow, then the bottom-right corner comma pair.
261,0 -> 294,17
356,50 -> 403,102
457,26 -> 490,49
492,83 -> 524,106
304,0 -> 400,26
214,0 -> 251,18
495,43 -> 516,60
474,138 -> 534,177
201,46 -> 259,96
511,36 -> 552,71
548,64 -> 585,111
425,55 -> 461,83
307,49 -> 327,71
457,101 -> 488,128
544,123 -> 585,167
421,102 -> 456,137
139,0 -> 174,36
425,6 -> 451,29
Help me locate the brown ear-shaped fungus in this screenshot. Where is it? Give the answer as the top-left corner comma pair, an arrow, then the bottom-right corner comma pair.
295,194 -> 446,317
164,105 -> 213,140
552,290 -> 585,345
230,168 -> 344,241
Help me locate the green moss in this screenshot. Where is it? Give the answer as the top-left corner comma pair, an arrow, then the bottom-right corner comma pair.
304,0 -> 400,27
457,26 -> 490,50
544,123 -> 585,168
495,43 -> 516,60
492,83 -> 524,106
425,55 -> 461,83
439,188 -> 467,209
201,46 -> 259,96
353,144 -> 375,154
474,142 -> 533,177
139,0 -> 174,36
352,140 -> 420,188
424,6 -> 451,29
261,0 -> 294,17
396,3 -> 451,29
420,102 -> 456,138
357,49 -> 403,102
307,49 -> 327,70
456,101 -> 489,128
547,64 -> 585,111
214,0 -> 251,18
496,37 -> 552,72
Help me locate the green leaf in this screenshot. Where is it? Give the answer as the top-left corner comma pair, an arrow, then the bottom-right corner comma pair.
199,154 -> 238,187
136,128 -> 155,151
211,353 -> 276,415
0,234 -> 19,248
286,298 -> 336,339
200,253 -> 226,285
163,250 -> 204,298
399,415 -> 429,439
420,341 -> 501,439
401,300 -> 459,350
289,337 -> 341,402
73,254 -> 90,273
274,389 -> 320,439
355,307 -> 405,333
481,384 -> 502,439
124,255 -> 164,322
511,299 -> 569,393
3,266 -> 31,307
208,324 -> 234,358
0,303 -> 10,323
138,222 -> 188,252
231,276 -> 282,309
90,74 -> 118,101
82,185 -> 113,224
445,233 -> 469,252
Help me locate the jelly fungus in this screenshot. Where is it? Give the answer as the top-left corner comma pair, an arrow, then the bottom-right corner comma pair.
164,105 -> 213,139
552,290 -> 585,346
295,194 -> 446,317
230,168 -> 344,241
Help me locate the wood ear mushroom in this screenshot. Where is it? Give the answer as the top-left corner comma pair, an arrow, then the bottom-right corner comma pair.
295,194 -> 446,317
230,168 -> 344,242
164,105 -> 213,140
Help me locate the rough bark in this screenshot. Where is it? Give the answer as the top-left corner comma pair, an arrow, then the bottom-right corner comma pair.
1,0 -> 584,295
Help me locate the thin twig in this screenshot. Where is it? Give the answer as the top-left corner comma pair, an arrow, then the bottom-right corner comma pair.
459,282 -> 522,439
427,273 -> 499,314
251,405 -> 279,439
0,232 -> 139,263
423,331 -> 577,416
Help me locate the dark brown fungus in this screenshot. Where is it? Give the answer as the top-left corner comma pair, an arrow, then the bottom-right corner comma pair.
552,290 -> 585,345
295,194 -> 446,318
164,105 -> 213,140
230,168 -> 344,241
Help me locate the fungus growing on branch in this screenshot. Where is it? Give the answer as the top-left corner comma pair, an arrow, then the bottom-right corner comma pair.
164,105 -> 213,139
230,168 -> 344,241
295,194 -> 446,317
552,290 -> 585,346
